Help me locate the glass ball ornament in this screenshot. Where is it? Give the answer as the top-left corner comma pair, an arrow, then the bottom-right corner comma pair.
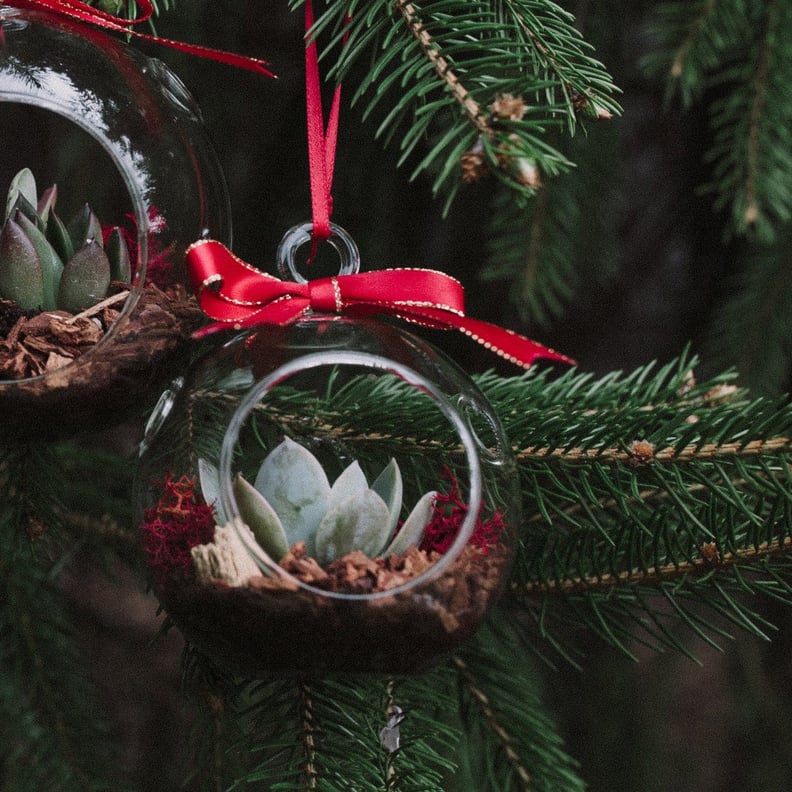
136,228 -> 519,676
0,6 -> 231,441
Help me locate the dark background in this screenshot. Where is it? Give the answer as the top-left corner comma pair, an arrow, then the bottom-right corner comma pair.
38,1 -> 792,790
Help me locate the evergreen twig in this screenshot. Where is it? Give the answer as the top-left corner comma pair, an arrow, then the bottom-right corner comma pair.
0,446 -> 127,790
302,0 -> 619,204
452,618 -> 584,791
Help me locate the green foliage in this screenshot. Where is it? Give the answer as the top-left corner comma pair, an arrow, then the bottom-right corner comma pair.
0,169 -> 129,313
188,641 -> 580,791
641,0 -> 749,107
644,0 -> 792,242
148,345 -> 792,671
12,1 -> 792,789
703,230 -> 792,396
480,121 -> 620,326
212,671 -> 457,790
16,349 -> 792,788
302,0 -> 620,207
452,617 -> 584,791
479,352 -> 792,661
0,445 -> 127,791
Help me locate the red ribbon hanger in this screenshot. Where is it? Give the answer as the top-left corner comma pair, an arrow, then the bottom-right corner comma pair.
185,0 -> 573,370
2,0 -> 274,76
304,0 -> 346,257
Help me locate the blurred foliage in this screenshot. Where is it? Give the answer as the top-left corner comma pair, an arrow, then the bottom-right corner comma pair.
5,1 -> 792,790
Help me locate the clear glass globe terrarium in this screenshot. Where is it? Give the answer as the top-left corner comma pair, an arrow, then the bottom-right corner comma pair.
136,226 -> 519,676
0,6 -> 231,441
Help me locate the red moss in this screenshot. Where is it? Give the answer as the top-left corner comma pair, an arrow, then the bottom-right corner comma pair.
141,472 -> 215,586
419,469 -> 505,556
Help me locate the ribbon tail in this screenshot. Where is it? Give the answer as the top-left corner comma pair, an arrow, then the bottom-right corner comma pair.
5,0 -> 274,77
453,315 -> 575,370
130,31 -> 274,77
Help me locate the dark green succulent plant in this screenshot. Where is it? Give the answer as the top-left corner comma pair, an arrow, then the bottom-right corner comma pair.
0,168 -> 131,313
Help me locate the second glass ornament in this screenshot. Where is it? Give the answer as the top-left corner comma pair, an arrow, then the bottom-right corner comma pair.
137,227 -> 519,676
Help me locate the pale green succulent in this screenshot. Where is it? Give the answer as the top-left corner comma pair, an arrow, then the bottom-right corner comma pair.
200,438 -> 437,565
0,168 -> 131,313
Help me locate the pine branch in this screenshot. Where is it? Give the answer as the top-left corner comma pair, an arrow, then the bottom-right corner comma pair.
299,681 -> 319,790
642,0 -> 747,106
0,445 -> 128,791
480,120 -> 620,326
519,533 -> 792,595
180,653 -> 268,791
645,0 -> 792,240
230,672 -> 457,790
453,656 -> 533,789
394,1 -> 490,137
304,0 -> 620,205
703,228 -> 792,395
141,337 -> 792,667
452,617 -> 584,791
479,354 -> 792,660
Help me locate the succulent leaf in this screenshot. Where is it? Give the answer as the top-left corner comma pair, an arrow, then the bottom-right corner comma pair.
233,473 -> 290,561
328,460 -> 368,510
15,211 -> 63,311
10,193 -> 44,230
37,184 -> 57,226
371,458 -> 403,539
57,239 -> 111,313
198,458 -> 228,525
315,488 -> 392,565
253,437 -> 330,555
0,216 -> 45,309
5,168 -> 36,222
384,491 -> 437,558
67,202 -> 103,249
46,210 -> 75,263
106,226 -> 131,283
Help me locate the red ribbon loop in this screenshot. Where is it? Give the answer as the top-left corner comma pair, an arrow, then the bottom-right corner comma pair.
3,0 -> 274,76
187,239 -> 574,370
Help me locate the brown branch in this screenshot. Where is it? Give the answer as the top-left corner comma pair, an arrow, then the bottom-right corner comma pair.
515,535 -> 792,596
186,394 -> 792,468
670,0 -> 719,80
63,290 -> 129,324
453,655 -> 532,791
394,1 -> 490,136
516,435 -> 792,465
744,1 -> 779,227
298,682 -> 318,791
58,508 -> 137,545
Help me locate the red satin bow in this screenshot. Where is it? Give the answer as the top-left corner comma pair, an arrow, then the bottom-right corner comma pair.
187,239 -> 574,370
2,0 -> 273,76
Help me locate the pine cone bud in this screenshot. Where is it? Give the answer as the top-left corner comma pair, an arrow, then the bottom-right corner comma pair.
460,141 -> 488,183
490,93 -> 528,121
570,86 -> 613,120
496,135 -> 542,188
